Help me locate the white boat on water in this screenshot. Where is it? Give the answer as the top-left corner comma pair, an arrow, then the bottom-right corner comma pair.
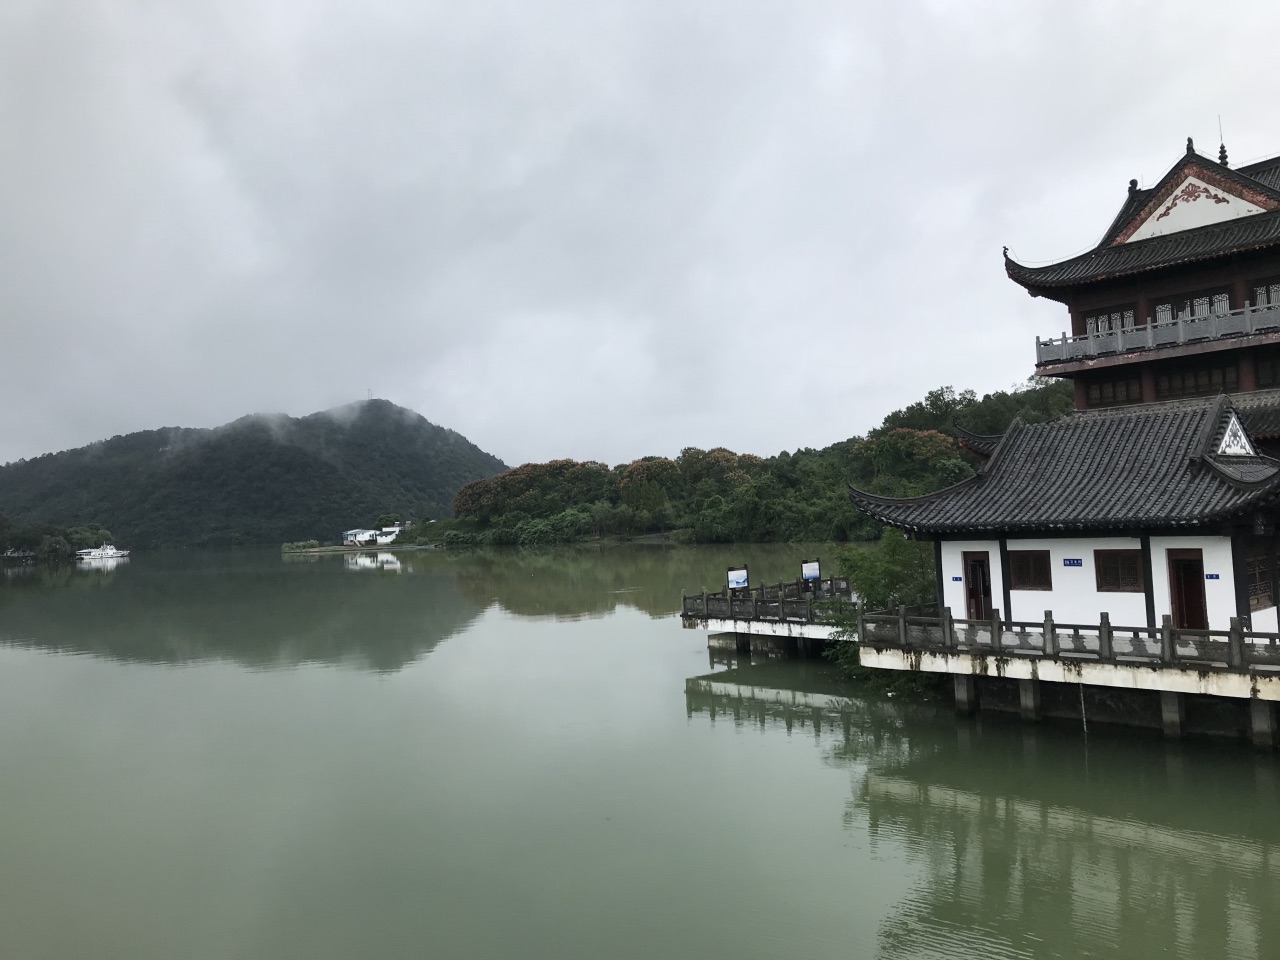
76,544 -> 130,560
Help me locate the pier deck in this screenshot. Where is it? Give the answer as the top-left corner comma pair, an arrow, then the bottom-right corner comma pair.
681,587 -> 1280,746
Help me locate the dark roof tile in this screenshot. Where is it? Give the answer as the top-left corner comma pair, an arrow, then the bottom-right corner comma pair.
1007,150 -> 1280,290
1229,388 -> 1280,438
953,424 -> 1001,458
849,396 -> 1280,534
1006,209 -> 1280,288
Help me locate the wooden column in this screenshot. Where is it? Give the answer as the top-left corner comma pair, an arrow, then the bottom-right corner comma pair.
1232,533 -> 1253,631
998,538 -> 1012,624
1239,352 -> 1258,393
934,539 -> 945,613
1141,534 -> 1157,630
1140,366 -> 1157,404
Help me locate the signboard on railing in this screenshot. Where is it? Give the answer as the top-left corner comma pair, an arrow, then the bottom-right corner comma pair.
726,566 -> 749,590
801,559 -> 820,581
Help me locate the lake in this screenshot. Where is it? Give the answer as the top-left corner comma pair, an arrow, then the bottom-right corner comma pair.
0,545 -> 1277,959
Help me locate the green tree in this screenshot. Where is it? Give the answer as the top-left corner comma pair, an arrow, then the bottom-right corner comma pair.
838,534 -> 936,612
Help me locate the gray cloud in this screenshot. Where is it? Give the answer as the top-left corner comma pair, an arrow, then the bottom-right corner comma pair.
3,0 -> 1278,468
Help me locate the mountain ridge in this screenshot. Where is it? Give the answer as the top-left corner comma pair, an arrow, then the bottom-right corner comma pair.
0,400 -> 507,548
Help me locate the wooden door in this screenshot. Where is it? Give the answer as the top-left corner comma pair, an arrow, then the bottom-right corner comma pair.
1168,549 -> 1208,630
963,552 -> 992,621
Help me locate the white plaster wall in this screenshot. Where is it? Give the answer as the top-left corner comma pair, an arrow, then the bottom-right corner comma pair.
1149,535 -> 1236,631
938,540 -> 1001,618
1126,177 -> 1265,242
1253,606 -> 1279,635
1004,537 -> 1147,626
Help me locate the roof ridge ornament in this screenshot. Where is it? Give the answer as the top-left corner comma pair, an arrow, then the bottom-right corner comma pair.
1218,411 -> 1256,457
1220,142 -> 1229,168
1187,136 -> 1195,155
1129,178 -> 1138,195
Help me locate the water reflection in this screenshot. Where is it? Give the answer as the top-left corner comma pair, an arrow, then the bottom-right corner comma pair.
0,544 -> 833,672
75,555 -> 128,572
344,552 -> 406,572
453,542 -> 826,620
0,550 -> 480,671
686,656 -> 1280,960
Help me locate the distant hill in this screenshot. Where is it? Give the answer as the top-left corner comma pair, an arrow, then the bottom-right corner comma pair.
0,400 -> 507,548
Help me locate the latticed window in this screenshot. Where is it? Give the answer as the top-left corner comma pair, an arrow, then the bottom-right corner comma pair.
1095,550 -> 1144,592
1085,307 -> 1135,333
1259,350 -> 1280,389
1155,361 -> 1238,399
1247,550 -> 1274,612
1009,551 -> 1052,591
1154,289 -> 1231,323
1086,377 -> 1142,408
1253,279 -> 1280,307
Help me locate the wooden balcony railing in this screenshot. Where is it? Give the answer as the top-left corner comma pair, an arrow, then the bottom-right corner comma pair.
1035,301 -> 1280,366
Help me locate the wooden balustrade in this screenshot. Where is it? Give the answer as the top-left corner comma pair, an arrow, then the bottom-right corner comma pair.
1035,300 -> 1280,365
853,606 -> 1280,673
680,577 -> 852,624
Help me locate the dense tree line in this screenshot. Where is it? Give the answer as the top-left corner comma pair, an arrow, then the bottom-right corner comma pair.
0,514 -> 115,561
445,379 -> 1073,546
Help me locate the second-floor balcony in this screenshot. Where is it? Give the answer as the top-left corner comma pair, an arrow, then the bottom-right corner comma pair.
1036,301 -> 1280,368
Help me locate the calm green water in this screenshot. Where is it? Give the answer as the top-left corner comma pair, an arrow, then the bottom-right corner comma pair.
0,545 -> 1276,960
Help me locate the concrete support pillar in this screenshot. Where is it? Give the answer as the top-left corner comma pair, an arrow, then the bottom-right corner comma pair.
735,633 -> 751,655
1018,679 -> 1042,722
1160,690 -> 1185,739
1251,699 -> 1277,750
954,675 -> 978,715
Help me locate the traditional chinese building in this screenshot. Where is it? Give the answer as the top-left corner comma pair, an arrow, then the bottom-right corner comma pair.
850,138 -> 1280,634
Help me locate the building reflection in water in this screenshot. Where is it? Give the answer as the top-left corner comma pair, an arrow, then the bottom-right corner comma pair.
686,648 -> 1280,960
344,552 -> 406,573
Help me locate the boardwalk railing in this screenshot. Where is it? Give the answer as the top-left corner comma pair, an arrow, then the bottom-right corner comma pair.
858,606 -> 1280,674
1035,301 -> 1280,366
681,577 -> 853,625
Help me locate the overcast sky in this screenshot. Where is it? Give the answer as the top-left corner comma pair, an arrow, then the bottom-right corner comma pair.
4,0 -> 1280,468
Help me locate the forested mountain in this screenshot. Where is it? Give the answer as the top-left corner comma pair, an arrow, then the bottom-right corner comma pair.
445,379 -> 1074,545
0,400 -> 507,548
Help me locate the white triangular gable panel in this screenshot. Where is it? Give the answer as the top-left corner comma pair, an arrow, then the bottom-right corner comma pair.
1218,413 -> 1256,457
1125,177 -> 1267,243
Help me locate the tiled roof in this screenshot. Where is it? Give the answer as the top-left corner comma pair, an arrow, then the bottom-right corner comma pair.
953,424 -> 1001,458
849,396 -> 1280,534
1237,155 -> 1280,191
1231,388 -> 1280,438
1006,148 -> 1280,291
1006,210 -> 1280,289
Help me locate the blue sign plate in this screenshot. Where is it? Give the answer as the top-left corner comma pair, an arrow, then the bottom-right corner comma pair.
951,576 -> 963,581
1063,558 -> 1083,567
1205,573 -> 1220,580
